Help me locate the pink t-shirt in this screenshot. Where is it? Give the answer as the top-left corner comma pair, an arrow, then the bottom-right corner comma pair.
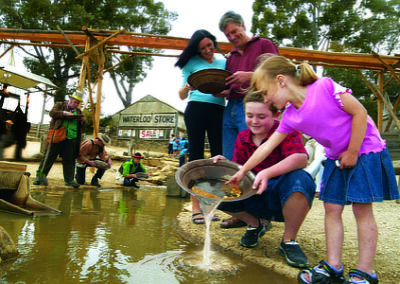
277,77 -> 385,159
233,121 -> 307,174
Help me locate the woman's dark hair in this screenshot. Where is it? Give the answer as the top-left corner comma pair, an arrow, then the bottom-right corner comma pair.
175,29 -> 217,69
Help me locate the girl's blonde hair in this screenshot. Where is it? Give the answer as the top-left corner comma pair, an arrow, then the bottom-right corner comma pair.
250,55 -> 318,94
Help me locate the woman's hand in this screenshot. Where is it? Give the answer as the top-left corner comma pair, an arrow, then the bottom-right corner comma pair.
179,83 -> 195,100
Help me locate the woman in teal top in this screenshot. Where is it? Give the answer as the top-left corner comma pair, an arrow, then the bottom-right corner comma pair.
175,29 -> 225,224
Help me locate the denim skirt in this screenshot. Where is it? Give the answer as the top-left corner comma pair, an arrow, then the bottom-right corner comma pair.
320,148 -> 399,205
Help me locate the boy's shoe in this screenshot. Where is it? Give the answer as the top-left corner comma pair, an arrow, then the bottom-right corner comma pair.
240,219 -> 269,248
132,182 -> 140,188
279,240 -> 309,268
65,181 -> 80,188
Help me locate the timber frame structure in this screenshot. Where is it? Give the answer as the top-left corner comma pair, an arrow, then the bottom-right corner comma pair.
0,27 -> 399,135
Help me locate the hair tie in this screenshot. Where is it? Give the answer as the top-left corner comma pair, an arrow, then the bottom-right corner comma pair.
296,65 -> 301,75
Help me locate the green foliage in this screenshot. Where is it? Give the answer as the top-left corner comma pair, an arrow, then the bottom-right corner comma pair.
251,0 -> 400,54
82,107 -> 118,134
0,0 -> 177,104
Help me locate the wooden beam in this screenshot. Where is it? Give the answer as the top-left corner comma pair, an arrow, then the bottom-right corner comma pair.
358,70 -> 400,131
1,29 -> 399,71
76,28 -> 125,59
0,44 -> 15,59
371,50 -> 400,85
57,25 -> 80,56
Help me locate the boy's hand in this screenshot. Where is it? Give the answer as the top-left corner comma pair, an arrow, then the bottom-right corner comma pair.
211,155 -> 226,163
253,169 -> 270,194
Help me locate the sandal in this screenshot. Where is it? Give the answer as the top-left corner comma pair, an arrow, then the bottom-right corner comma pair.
344,269 -> 378,284
220,217 -> 247,228
192,213 -> 205,224
298,260 -> 345,284
212,215 -> 220,222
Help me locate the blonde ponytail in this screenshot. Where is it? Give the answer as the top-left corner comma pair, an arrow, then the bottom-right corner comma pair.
250,55 -> 318,93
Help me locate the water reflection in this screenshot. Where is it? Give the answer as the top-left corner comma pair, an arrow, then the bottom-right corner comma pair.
0,186 -> 294,283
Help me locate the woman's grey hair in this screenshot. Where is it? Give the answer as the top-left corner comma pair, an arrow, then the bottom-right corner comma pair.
219,11 -> 244,31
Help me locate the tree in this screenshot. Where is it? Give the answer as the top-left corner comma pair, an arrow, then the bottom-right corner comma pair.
109,51 -> 153,108
251,0 -> 400,112
0,0 -> 177,105
251,0 -> 400,54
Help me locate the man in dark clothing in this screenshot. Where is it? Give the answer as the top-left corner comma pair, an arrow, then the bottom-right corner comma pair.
33,91 -> 86,188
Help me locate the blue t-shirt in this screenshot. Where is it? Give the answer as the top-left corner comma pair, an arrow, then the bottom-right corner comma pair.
181,55 -> 226,106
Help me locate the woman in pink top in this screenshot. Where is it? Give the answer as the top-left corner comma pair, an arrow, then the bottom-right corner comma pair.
229,55 -> 398,284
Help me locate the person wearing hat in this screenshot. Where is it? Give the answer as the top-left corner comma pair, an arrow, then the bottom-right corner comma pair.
75,133 -> 112,187
33,90 -> 86,188
120,152 -> 147,188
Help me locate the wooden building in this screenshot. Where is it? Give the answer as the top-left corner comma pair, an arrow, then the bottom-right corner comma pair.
116,95 -> 185,141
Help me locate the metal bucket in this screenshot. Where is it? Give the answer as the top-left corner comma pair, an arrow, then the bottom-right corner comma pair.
175,159 -> 256,202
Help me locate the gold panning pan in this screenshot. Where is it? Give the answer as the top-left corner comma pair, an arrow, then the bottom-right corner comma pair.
187,68 -> 232,94
175,159 -> 256,202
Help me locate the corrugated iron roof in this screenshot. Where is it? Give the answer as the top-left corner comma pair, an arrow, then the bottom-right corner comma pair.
0,65 -> 57,90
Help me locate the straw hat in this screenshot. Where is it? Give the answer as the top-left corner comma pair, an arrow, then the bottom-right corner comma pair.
70,90 -> 84,102
97,133 -> 110,145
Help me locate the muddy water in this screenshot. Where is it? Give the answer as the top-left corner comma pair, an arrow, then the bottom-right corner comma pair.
0,185 -> 294,283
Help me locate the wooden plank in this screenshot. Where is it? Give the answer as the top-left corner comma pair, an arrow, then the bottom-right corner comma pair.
0,162 -> 27,172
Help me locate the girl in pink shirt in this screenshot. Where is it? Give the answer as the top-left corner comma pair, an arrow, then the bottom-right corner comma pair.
229,55 -> 398,284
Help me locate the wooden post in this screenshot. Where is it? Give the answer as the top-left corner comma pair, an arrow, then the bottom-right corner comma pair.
94,63 -> 103,137
77,38 -> 91,92
377,72 -> 384,132
358,70 -> 400,131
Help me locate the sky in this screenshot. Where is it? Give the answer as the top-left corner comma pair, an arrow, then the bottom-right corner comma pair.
0,0 -> 255,123
101,0 -> 255,115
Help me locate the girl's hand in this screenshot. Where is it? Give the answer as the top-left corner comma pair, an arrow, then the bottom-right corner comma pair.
252,169 -> 271,194
338,150 -> 358,169
227,170 -> 245,186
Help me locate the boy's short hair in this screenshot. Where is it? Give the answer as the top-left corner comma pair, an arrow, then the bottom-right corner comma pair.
244,92 -> 279,114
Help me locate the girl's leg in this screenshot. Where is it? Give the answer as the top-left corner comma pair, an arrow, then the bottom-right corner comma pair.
300,202 -> 345,283
324,202 -> 345,269
352,202 -> 377,275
